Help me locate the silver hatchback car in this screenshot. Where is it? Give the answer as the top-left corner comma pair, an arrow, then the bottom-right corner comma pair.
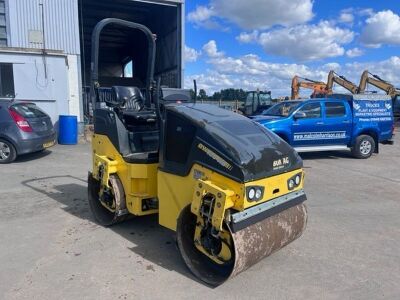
0,100 -> 56,163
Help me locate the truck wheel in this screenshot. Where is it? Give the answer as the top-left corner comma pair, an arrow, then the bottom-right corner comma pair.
0,139 -> 17,164
352,135 -> 375,159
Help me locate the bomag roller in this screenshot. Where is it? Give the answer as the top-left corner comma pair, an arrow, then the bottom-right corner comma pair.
88,19 -> 307,286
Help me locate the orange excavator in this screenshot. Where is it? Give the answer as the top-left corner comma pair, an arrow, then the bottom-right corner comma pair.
325,70 -> 359,95
292,71 -> 359,99
291,75 -> 327,99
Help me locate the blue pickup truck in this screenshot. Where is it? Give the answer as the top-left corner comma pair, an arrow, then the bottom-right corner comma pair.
254,94 -> 394,158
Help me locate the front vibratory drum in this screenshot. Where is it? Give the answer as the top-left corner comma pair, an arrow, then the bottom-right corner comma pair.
176,203 -> 307,286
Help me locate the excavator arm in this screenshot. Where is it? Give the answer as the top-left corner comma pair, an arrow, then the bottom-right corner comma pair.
326,70 -> 359,94
291,75 -> 327,100
359,70 -> 400,97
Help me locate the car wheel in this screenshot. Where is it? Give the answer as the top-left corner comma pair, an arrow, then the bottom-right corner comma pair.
0,139 -> 17,164
352,135 -> 375,159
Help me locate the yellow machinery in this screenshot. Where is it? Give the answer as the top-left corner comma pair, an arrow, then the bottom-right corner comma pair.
88,19 -> 307,286
359,70 -> 400,96
291,75 -> 328,99
326,70 -> 359,95
240,90 -> 273,116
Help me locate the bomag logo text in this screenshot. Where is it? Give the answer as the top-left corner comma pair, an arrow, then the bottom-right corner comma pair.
197,143 -> 233,171
273,157 -> 290,170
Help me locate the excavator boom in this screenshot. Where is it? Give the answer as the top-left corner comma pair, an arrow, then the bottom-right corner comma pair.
359,70 -> 400,97
358,70 -> 400,120
326,70 -> 359,94
291,75 -> 327,100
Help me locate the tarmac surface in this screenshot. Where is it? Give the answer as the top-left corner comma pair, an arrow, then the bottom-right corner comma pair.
1,133 -> 399,299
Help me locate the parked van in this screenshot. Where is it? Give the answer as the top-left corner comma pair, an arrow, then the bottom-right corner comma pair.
254,94 -> 394,158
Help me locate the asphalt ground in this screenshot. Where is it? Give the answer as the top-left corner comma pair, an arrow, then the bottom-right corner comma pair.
1,132 -> 399,300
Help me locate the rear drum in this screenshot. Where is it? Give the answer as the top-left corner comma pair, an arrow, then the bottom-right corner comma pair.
88,173 -> 129,226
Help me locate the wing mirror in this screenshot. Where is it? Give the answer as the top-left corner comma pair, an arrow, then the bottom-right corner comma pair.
293,111 -> 307,119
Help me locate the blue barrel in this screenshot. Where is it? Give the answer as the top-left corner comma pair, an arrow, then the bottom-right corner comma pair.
58,115 -> 78,145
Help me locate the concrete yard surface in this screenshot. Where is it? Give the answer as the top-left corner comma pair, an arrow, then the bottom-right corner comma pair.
1,133 -> 400,300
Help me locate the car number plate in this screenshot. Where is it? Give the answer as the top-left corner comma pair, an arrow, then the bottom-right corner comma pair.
43,140 -> 55,148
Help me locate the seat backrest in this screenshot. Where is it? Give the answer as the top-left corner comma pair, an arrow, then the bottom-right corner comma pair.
111,86 -> 144,111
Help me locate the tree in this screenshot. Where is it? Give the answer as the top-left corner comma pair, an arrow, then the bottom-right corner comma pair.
238,89 -> 247,100
207,88 -> 253,101
189,89 -> 195,100
210,88 -> 247,101
199,89 -> 207,100
212,91 -> 221,101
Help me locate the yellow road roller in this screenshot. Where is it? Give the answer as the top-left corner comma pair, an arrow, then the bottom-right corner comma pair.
88,19 -> 307,286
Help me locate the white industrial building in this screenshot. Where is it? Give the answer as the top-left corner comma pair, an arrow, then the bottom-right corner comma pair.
0,0 -> 184,126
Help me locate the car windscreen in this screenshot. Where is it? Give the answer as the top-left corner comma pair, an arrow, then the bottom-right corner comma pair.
245,93 -> 253,106
263,101 -> 301,117
259,93 -> 272,106
11,103 -> 47,118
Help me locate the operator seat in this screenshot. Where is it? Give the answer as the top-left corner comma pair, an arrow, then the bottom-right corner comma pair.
112,86 -> 144,111
111,86 -> 156,123
110,86 -> 159,164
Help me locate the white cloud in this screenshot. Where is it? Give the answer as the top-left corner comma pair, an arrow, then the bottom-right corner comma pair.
187,5 -> 222,30
343,56 -> 400,85
212,0 -> 313,30
360,10 -> 400,48
339,12 -> 354,24
186,41 -> 400,97
185,72 -> 235,93
358,8 -> 374,17
188,2 -> 357,62
338,7 -> 374,19
188,40 -> 328,95
184,46 -> 201,63
187,5 -> 214,23
202,40 -> 224,58
323,62 -> 341,71
258,21 -> 354,61
236,31 -> 259,43
187,0 -> 313,30
346,48 -> 364,58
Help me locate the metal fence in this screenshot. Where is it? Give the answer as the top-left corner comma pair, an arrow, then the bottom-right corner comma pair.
198,99 -> 243,111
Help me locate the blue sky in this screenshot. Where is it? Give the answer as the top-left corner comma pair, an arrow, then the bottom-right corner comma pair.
184,0 -> 400,97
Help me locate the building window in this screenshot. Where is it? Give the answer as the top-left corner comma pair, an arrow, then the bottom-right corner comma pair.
0,0 -> 7,46
0,64 -> 15,98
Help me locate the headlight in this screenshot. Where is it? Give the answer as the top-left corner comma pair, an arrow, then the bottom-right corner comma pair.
246,186 -> 264,202
288,179 -> 295,190
295,174 -> 301,185
255,188 -> 262,199
288,172 -> 302,190
248,188 -> 256,200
